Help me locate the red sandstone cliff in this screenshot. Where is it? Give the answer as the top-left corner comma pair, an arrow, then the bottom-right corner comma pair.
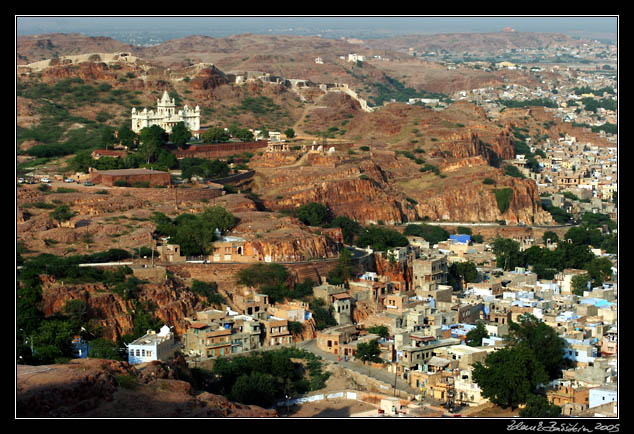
38,274 -> 205,340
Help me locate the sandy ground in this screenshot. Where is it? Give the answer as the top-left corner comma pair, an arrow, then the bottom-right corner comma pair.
285,398 -> 379,418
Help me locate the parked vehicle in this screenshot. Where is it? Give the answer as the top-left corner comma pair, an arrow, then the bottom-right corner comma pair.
41,177 -> 51,183
64,178 -> 75,183
83,181 -> 94,186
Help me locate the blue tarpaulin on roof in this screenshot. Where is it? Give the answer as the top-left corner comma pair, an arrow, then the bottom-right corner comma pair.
450,234 -> 471,244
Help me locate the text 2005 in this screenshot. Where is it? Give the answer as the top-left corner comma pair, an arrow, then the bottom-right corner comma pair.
594,424 -> 619,433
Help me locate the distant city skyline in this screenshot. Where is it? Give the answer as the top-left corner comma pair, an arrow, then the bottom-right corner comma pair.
16,16 -> 618,44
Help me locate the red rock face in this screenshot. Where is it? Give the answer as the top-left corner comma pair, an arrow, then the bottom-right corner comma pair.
38,276 -> 204,340
39,61 -> 118,82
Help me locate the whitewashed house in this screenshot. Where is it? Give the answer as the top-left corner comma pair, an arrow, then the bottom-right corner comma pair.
127,325 -> 180,365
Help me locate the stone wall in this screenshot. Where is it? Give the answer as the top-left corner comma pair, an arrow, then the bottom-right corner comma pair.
174,141 -> 268,159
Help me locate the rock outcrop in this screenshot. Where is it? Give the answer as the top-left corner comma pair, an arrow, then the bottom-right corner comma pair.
16,358 -> 278,418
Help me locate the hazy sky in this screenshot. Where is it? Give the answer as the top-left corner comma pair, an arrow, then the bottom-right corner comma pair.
16,16 -> 618,41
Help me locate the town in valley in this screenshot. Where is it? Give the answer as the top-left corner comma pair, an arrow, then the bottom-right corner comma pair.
16,16 -> 618,420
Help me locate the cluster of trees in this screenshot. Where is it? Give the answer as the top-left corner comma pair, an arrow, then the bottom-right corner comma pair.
355,226 -> 408,252
326,248 -> 355,285
472,314 -> 567,417
403,223 -> 450,245
178,157 -> 230,181
198,347 -> 330,408
189,280 -> 225,307
292,202 -> 407,251
492,234 -> 613,286
152,206 -> 237,257
292,202 -> 363,245
492,211 -> 616,285
200,125 -> 254,143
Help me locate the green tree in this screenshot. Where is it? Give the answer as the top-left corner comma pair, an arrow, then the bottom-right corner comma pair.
492,237 -> 522,271
201,206 -> 237,234
139,125 -> 168,163
542,231 -> 559,245
403,224 -> 449,245
228,125 -> 254,142
32,318 -> 78,364
448,261 -> 478,290
201,126 -> 230,143
367,325 -> 389,339
296,202 -> 331,227
170,122 -> 191,147
472,344 -> 549,409
494,188 -> 514,213
585,256 -> 613,287
519,394 -> 562,418
327,248 -> 353,285
355,225 -> 408,251
68,150 -> 95,173
466,321 -> 489,347
506,313 -> 567,380
309,298 -> 337,330
152,206 -> 236,257
117,124 -> 138,149
88,338 -> 124,360
50,205 -> 75,223
571,273 -> 591,296
329,216 -> 361,244
156,150 -> 179,170
100,125 -> 117,150
565,226 -> 591,246
284,128 -> 295,139
190,280 -> 225,306
355,339 -> 382,364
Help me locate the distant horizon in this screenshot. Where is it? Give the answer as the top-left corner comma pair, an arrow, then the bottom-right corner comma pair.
16,16 -> 618,43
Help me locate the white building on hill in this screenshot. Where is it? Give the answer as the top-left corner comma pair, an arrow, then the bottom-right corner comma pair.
131,90 -> 201,137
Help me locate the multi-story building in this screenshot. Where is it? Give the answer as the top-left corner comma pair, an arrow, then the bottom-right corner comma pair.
412,254 -> 448,293
261,317 -> 292,347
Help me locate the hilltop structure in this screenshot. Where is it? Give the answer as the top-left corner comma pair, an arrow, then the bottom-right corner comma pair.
131,90 -> 201,137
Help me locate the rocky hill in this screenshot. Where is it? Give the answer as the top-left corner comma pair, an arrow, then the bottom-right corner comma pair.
363,31 -> 585,54
16,357 -> 277,418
